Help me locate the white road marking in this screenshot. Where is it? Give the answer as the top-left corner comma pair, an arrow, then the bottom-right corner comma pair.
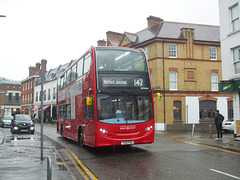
210,169 -> 240,179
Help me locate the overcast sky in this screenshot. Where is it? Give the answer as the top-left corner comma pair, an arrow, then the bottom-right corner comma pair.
0,0 -> 219,81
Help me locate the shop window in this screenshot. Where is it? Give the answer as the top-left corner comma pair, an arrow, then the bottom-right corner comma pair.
199,100 -> 216,120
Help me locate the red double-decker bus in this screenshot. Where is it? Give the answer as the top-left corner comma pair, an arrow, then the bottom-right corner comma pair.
57,46 -> 155,147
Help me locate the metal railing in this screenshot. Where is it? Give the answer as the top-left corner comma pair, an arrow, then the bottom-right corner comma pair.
47,156 -> 52,180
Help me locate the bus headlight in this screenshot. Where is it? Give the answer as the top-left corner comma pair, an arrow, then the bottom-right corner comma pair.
100,128 -> 108,134
145,126 -> 153,131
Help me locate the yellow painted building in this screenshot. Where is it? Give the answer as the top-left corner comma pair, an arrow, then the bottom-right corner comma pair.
100,16 -> 232,130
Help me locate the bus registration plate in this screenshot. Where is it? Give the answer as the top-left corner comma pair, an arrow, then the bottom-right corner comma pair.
121,141 -> 134,145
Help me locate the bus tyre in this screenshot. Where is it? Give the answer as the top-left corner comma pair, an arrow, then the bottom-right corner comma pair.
61,125 -> 64,138
78,129 -> 84,147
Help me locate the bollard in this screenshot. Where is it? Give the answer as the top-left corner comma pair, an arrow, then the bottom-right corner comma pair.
191,124 -> 195,139
47,156 -> 52,180
209,124 -> 212,139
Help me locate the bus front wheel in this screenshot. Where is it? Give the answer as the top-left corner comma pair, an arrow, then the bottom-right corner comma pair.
61,125 -> 64,138
78,128 -> 84,147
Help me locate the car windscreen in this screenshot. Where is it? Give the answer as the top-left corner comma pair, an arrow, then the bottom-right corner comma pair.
3,116 -> 13,120
15,116 -> 31,121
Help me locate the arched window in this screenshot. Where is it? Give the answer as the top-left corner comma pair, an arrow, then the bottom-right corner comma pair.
173,101 -> 181,121
199,100 -> 216,120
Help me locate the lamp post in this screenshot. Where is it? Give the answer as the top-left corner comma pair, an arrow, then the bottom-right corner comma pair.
4,93 -> 8,116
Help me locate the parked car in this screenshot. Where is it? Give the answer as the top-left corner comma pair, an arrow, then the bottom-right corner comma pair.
11,114 -> 35,134
222,119 -> 235,133
0,116 -> 13,128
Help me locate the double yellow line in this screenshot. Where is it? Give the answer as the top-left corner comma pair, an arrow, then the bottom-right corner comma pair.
63,148 -> 98,180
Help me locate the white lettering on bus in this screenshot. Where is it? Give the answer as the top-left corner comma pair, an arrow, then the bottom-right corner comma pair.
103,79 -> 127,85
120,125 -> 136,130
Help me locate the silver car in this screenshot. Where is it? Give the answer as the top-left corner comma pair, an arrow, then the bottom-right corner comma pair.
0,116 -> 13,128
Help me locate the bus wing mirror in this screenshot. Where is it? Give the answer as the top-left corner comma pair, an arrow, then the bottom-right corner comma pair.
89,88 -> 92,95
157,93 -> 162,101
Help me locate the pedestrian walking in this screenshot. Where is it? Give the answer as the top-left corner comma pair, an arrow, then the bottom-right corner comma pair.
214,110 -> 224,140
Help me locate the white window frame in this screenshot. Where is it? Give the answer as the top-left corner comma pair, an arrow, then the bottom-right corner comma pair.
169,71 -> 178,90
211,73 -> 218,91
210,46 -> 217,60
169,43 -> 177,58
231,4 -> 240,32
233,47 -> 240,74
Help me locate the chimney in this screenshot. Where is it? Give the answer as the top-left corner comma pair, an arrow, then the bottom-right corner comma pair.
147,16 -> 163,28
180,28 -> 195,40
97,39 -> 107,46
29,66 -> 37,76
106,31 -> 124,42
36,62 -> 41,71
41,59 -> 47,74
180,28 -> 195,59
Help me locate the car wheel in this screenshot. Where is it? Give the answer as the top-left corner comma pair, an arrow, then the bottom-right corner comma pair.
11,128 -> 15,134
223,130 -> 230,133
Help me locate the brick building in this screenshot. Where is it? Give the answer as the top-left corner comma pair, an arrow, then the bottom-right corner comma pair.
21,59 -> 47,117
99,16 -> 232,130
0,77 -> 21,118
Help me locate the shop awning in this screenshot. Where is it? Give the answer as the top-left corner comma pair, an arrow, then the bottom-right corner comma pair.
38,105 -> 51,112
32,106 -> 40,111
42,105 -> 50,111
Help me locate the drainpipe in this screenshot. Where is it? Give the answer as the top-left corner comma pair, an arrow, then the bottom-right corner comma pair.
162,38 -> 166,131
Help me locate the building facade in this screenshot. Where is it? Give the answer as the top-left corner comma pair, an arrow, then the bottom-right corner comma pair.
99,16 -> 232,130
0,77 -> 21,118
219,0 -> 240,121
33,61 -> 73,122
21,59 -> 47,117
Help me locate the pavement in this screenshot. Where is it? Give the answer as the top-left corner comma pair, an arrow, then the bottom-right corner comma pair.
0,125 -> 240,180
0,126 -> 73,180
157,130 -> 240,154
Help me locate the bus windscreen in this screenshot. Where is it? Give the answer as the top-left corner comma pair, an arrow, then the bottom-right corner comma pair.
97,93 -> 153,124
96,48 -> 148,72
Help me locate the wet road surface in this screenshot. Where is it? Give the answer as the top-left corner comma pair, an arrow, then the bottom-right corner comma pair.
36,125 -> 240,180
1,124 -> 240,180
